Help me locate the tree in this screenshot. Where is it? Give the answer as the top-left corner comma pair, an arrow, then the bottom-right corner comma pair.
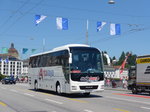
116,51 -> 126,66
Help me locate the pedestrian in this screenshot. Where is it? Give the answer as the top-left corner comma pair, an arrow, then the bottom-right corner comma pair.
112,79 -> 116,88
123,79 -> 127,89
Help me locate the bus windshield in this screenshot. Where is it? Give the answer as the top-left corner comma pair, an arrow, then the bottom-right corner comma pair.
70,47 -> 103,73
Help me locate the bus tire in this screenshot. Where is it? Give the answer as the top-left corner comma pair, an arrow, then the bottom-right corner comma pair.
56,83 -> 61,95
34,81 -> 38,91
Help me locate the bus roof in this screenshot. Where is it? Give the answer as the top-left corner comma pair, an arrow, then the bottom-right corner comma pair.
30,44 -> 90,57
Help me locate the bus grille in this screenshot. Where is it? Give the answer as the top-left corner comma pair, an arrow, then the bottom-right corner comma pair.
80,85 -> 98,90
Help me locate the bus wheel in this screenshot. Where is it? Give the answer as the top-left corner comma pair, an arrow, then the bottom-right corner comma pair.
83,92 -> 90,96
132,87 -> 137,94
56,84 -> 61,95
34,81 -> 38,91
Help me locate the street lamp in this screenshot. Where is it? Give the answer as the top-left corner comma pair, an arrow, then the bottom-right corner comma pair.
108,0 -> 115,4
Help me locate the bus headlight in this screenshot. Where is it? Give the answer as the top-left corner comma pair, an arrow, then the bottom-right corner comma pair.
72,86 -> 77,90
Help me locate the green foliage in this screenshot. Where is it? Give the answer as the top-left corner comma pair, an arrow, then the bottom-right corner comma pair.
0,74 -> 7,80
118,51 -> 126,65
113,51 -> 137,68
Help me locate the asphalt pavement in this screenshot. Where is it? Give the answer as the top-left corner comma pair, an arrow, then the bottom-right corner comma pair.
0,83 -> 150,112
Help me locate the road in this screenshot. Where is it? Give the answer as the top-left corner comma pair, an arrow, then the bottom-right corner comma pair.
0,83 -> 150,112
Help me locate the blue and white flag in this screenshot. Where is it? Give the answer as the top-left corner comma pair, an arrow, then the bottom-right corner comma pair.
97,21 -> 106,32
22,48 -> 28,54
35,15 -> 47,25
56,17 -> 68,30
110,23 -> 121,35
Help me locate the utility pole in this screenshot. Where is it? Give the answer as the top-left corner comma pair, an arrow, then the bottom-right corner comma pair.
86,20 -> 89,45
43,38 -> 45,52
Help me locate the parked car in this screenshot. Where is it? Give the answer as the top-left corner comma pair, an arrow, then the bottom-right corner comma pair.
1,77 -> 16,84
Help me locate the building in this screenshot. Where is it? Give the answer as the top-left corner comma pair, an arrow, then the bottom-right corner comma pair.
104,65 -> 128,79
0,57 -> 23,77
7,43 -> 19,59
114,66 -> 128,79
22,59 -> 29,76
0,43 -> 22,77
104,65 -> 116,78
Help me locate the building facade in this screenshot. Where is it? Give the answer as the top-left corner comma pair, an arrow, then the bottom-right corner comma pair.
0,43 -> 23,77
104,65 -> 128,79
0,59 -> 23,77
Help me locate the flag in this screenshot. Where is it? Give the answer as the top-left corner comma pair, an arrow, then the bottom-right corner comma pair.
35,15 -> 47,25
1,47 -> 8,54
110,23 -> 121,35
31,49 -> 36,53
22,48 -> 28,54
97,21 -> 106,32
56,17 -> 68,30
119,54 -> 130,74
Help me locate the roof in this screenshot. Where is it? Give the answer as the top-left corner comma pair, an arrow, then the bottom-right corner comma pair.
137,55 -> 150,58
0,54 -> 21,61
30,44 -> 90,57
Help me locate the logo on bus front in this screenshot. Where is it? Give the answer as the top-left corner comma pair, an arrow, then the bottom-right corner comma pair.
80,76 -> 100,82
39,69 -> 54,80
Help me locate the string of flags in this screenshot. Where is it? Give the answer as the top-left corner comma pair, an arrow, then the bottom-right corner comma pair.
35,14 -> 121,35
0,48 -> 37,54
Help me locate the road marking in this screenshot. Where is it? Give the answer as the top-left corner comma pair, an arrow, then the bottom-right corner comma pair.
113,108 -> 130,112
0,102 -> 7,107
67,98 -> 88,103
45,98 -> 63,104
1,87 -> 6,89
106,96 -> 150,105
24,93 -> 34,97
141,106 -> 150,110
10,89 -> 18,93
37,92 -> 53,96
113,93 -> 150,99
84,109 -> 93,112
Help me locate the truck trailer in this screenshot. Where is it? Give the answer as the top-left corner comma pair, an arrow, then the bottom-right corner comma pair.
128,55 -> 150,94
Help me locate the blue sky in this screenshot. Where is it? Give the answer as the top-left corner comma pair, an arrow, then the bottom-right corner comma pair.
0,0 -> 150,59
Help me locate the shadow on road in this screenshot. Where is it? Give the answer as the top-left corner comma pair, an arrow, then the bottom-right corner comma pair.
29,89 -> 103,98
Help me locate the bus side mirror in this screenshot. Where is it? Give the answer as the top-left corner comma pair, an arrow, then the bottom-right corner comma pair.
69,53 -> 72,64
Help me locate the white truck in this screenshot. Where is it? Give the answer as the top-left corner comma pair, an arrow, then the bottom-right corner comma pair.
128,55 -> 150,94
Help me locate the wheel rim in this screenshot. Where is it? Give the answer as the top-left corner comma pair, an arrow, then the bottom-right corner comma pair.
57,85 -> 61,94
132,87 -> 136,94
35,82 -> 38,90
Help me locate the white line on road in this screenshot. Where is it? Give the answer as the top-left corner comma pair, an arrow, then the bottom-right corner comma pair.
141,107 -> 150,110
45,99 -> 63,105
10,89 -> 18,93
1,87 -> 6,89
106,96 -> 150,105
84,109 -> 93,112
24,93 -> 34,97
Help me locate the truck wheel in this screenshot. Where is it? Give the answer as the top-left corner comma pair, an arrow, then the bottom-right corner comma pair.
132,87 -> 137,94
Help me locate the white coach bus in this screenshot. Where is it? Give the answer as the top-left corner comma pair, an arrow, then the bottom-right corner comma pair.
28,44 -> 104,95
